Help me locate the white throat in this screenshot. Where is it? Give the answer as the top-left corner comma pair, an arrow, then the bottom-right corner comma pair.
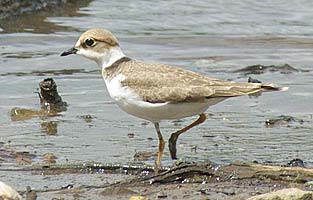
99,46 -> 126,69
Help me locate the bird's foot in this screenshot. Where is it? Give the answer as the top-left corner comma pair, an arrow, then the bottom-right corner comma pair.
153,161 -> 163,174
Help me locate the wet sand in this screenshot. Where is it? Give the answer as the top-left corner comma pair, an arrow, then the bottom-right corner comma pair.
1,157 -> 313,199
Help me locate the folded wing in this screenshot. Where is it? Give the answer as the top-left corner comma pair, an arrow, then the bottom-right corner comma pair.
119,60 -> 286,103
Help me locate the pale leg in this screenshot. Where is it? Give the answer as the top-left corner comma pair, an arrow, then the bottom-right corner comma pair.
154,122 -> 165,168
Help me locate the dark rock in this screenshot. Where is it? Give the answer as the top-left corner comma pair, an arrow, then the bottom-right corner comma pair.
10,78 -> 67,121
287,158 -> 305,168
222,189 -> 235,196
157,191 -> 168,198
199,188 -> 211,195
79,114 -> 95,123
61,184 -> 74,190
248,77 -> 262,83
265,115 -> 297,127
38,78 -> 67,112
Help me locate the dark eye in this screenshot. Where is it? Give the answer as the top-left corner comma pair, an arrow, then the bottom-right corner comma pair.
85,38 -> 95,47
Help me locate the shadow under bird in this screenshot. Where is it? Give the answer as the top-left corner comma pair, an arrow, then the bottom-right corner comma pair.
61,29 -> 288,168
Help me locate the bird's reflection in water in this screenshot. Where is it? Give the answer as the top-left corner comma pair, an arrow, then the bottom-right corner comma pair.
40,121 -> 58,136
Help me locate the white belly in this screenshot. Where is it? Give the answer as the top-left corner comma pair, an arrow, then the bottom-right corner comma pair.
117,99 -> 223,122
104,74 -> 225,122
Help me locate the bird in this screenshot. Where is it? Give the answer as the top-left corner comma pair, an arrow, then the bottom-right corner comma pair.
61,29 -> 288,168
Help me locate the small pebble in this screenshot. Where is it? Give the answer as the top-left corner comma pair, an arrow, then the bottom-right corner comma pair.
157,191 -> 167,198
199,188 -> 210,195
61,184 -> 74,190
305,181 -> 313,187
129,196 -> 147,200
248,77 -> 262,83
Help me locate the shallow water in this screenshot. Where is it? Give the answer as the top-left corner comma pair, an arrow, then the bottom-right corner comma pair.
0,0 -> 313,194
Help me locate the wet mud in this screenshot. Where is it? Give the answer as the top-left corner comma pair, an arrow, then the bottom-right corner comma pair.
265,115 -> 304,128
0,148 -> 36,165
233,63 -> 309,75
0,0 -> 93,33
1,161 -> 312,199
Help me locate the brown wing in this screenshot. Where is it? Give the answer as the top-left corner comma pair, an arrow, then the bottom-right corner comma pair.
118,60 -> 282,103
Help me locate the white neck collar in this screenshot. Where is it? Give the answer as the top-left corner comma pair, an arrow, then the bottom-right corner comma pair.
98,46 -> 126,69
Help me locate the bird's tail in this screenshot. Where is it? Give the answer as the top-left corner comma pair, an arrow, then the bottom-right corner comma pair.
209,81 -> 288,97
260,83 -> 289,92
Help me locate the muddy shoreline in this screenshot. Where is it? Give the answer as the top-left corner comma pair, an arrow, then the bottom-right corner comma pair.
1,161 -> 311,199
0,0 -> 86,19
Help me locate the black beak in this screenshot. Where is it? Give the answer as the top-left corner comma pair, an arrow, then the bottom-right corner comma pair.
60,47 -> 78,56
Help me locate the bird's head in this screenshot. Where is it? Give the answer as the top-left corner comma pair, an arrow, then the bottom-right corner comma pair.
61,29 -> 125,68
